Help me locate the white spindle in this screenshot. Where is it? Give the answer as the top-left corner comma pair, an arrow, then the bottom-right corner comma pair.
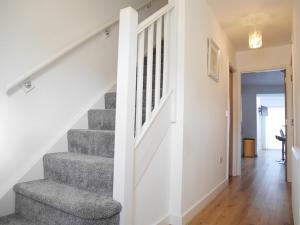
136,31 -> 145,135
146,24 -> 154,121
155,18 -> 162,108
162,14 -> 169,97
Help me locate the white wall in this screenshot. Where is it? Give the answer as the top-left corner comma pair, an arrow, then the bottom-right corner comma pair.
0,0 -> 167,216
236,45 -> 293,180
259,94 -> 286,108
292,2 -> 300,224
0,91 -> 108,216
237,45 -> 292,72
258,94 -> 286,150
293,0 -> 300,148
175,0 -> 236,223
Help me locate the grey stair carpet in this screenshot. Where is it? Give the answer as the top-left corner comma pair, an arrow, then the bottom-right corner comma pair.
88,109 -> 115,130
44,152 -> 114,195
104,93 -> 116,110
0,214 -> 38,225
0,91 -> 121,225
68,130 -> 115,158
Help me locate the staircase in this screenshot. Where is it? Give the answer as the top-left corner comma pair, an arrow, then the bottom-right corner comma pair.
0,2 -> 175,224
0,92 -> 121,225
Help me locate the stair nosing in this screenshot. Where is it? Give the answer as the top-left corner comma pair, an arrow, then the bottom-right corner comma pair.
68,129 -> 115,134
14,180 -> 121,220
43,152 -> 114,164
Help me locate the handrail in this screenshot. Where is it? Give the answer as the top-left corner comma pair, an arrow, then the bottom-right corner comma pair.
6,18 -> 118,95
5,1 -> 156,95
137,3 -> 174,34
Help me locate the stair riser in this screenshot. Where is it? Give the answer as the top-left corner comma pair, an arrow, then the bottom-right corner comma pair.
44,156 -> 113,196
68,130 -> 114,158
16,194 -> 120,225
88,110 -> 115,130
105,93 -> 116,109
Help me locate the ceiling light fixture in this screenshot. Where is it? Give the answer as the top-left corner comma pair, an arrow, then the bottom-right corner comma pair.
249,29 -> 262,49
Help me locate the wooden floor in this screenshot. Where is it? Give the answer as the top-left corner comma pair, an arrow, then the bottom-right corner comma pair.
188,150 -> 294,225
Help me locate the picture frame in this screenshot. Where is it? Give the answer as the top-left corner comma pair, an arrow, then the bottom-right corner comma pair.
207,38 -> 220,82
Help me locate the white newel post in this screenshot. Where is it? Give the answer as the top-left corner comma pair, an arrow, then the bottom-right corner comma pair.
113,7 -> 138,225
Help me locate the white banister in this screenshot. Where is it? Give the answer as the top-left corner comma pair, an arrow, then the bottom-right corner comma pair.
162,13 -> 170,97
146,24 -> 154,121
134,3 -> 174,139
113,7 -> 138,225
136,31 -> 145,136
114,3 -> 174,224
154,17 -> 162,108
292,146 -> 300,225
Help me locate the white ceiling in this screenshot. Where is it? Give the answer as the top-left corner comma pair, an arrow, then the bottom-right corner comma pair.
207,0 -> 293,50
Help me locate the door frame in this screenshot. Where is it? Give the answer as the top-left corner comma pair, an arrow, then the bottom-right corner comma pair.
234,64 -> 294,180
228,66 -> 234,177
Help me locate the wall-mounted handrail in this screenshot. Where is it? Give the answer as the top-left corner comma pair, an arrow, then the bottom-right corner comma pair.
5,1 -> 155,96
6,18 -> 118,95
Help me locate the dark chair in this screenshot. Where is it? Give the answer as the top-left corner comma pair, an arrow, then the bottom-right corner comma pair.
276,129 -> 286,163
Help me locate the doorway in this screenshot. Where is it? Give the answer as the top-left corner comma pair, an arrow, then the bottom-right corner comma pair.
256,94 -> 286,151
240,70 -> 287,177
228,67 -> 234,177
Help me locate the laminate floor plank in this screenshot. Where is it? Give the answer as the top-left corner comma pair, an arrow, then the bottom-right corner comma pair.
188,150 -> 294,225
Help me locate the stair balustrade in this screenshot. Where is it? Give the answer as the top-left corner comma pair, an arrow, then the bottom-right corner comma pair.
113,3 -> 175,225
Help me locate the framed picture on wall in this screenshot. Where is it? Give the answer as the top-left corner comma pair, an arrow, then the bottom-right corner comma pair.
207,38 -> 220,82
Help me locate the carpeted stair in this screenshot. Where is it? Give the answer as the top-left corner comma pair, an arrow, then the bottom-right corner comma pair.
0,92 -> 121,225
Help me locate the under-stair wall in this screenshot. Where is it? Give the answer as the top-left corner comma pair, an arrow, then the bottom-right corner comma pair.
0,0 -> 167,216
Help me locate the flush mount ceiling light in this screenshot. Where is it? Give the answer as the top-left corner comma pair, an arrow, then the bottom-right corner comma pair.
249,30 -> 263,49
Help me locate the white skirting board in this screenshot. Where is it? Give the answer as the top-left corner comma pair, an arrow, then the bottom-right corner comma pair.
155,178 -> 228,225
181,178 -> 228,224
151,214 -> 171,225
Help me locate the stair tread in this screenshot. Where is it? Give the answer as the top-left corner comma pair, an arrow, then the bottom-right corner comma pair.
14,180 -> 121,220
69,129 -> 115,133
89,109 -> 115,112
0,214 -> 38,225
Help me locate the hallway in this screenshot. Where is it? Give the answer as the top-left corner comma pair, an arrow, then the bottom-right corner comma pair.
189,150 -> 293,225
